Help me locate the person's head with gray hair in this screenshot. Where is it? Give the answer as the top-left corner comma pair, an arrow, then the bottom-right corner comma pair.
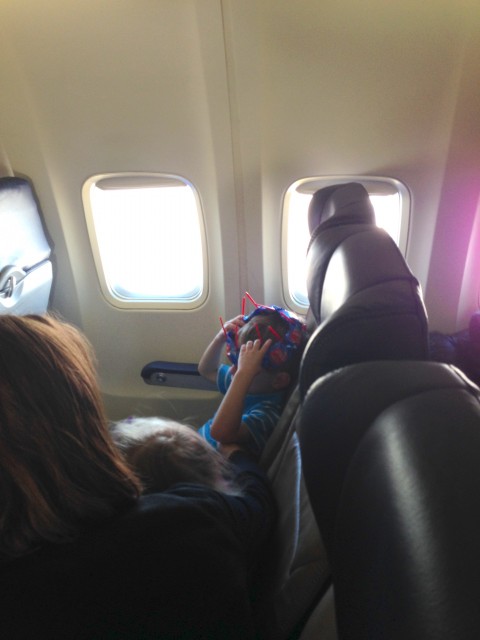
111,417 -> 241,495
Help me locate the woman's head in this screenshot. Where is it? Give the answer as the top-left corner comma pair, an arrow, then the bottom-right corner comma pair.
111,417 -> 240,495
0,314 -> 140,560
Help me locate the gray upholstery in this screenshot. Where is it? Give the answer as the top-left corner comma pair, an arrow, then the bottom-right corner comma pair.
256,390 -> 331,639
298,360 -> 480,639
0,177 -> 53,314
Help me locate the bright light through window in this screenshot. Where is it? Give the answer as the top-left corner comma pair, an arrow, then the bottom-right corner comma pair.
370,194 -> 401,242
84,175 -> 206,308
286,188 -> 404,308
287,192 -> 313,307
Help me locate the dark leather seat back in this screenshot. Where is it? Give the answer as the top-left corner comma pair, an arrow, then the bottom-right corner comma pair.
256,183 -> 428,639
298,360 -> 480,639
300,182 -> 428,395
306,181 -> 376,324
0,177 -> 53,314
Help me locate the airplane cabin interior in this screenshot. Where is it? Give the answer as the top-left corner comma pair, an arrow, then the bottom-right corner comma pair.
1,1 -> 480,638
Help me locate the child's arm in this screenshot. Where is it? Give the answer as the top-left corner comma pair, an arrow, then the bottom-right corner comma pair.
198,315 -> 244,383
210,339 -> 272,445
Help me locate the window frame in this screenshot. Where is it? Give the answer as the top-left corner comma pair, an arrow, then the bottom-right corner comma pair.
281,175 -> 411,314
82,172 -> 208,310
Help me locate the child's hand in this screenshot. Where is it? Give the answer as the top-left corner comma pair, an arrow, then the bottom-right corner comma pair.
222,315 -> 245,334
218,314 -> 245,342
237,338 -> 272,378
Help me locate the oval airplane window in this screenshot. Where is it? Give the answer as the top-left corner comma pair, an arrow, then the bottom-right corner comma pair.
83,173 -> 207,309
282,176 -> 410,312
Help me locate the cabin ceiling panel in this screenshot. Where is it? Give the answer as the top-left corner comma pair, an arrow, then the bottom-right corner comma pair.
0,0 -> 231,177
257,0 -> 473,173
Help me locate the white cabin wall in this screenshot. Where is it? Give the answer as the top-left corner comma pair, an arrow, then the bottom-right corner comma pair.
425,24 -> 480,332
2,0 -> 480,420
0,0 -> 244,422
220,2 -> 263,302
223,1 -> 480,331
0,14 -> 84,325
258,1 -> 475,323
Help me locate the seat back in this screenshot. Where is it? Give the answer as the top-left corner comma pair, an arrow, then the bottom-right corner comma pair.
298,360 -> 480,639
256,183 -> 428,639
306,181 -> 376,327
255,389 -> 331,640
300,182 -> 428,395
0,177 -> 53,314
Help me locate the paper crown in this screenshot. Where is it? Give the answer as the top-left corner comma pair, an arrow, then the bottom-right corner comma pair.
220,292 -> 306,372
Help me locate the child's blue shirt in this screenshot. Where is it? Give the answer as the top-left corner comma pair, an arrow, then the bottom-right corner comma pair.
198,364 -> 284,457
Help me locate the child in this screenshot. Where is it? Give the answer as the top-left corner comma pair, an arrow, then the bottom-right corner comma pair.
111,416 -> 241,495
198,293 -> 307,458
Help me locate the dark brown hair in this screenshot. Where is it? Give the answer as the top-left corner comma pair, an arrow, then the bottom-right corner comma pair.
0,314 -> 141,560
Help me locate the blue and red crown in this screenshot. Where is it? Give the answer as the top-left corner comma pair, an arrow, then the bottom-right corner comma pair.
220,292 -> 306,372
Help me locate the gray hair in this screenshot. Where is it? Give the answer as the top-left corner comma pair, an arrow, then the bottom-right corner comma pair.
110,417 -> 242,496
